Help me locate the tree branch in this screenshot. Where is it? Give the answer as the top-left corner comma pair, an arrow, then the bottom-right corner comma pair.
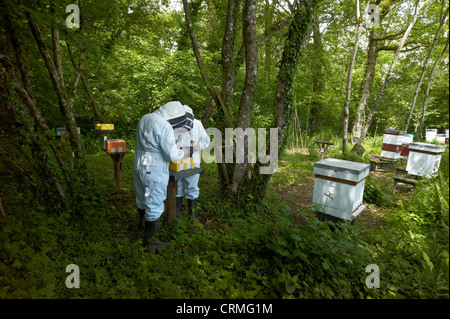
182,0 -> 234,128
67,44 -> 101,120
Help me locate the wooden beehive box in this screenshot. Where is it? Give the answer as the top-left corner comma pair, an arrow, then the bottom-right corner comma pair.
381,129 -> 404,159
406,142 -> 445,177
312,158 -> 370,222
105,139 -> 126,153
169,157 -> 195,172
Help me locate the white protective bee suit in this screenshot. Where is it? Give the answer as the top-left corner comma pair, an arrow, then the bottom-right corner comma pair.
174,106 -> 210,201
133,101 -> 189,222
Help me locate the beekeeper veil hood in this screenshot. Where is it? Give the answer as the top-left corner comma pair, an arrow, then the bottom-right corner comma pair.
156,101 -> 187,129
183,105 -> 194,130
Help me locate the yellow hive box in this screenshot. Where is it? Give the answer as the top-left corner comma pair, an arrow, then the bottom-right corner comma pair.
95,123 -> 114,131
169,157 -> 195,172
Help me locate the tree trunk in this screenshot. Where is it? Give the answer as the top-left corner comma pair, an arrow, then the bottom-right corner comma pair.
343,1 -> 370,152
310,13 -> 324,131
247,0 -> 317,202
230,0 -> 258,192
403,5 -> 448,133
351,0 -> 404,138
351,31 -> 381,137
415,35 -> 449,139
182,0 -> 234,129
27,12 -> 86,172
67,44 -> 102,121
222,0 -> 239,111
359,0 -> 434,144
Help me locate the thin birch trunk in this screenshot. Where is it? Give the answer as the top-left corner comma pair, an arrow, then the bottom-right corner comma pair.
359,0 -> 436,144
415,36 -> 449,138
343,1 -> 371,152
403,5 -> 448,133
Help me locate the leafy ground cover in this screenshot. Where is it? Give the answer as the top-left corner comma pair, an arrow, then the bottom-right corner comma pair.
0,136 -> 448,299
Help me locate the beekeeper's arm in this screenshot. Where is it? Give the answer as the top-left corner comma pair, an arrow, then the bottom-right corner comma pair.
160,123 -> 188,162
193,120 -> 210,152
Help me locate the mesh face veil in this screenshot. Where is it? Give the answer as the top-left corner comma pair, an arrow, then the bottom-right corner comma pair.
157,101 -> 188,129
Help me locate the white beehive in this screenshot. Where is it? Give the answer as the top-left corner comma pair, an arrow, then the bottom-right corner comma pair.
406,142 -> 445,177
436,134 -> 446,144
381,129 -> 404,159
312,158 -> 370,222
400,133 -> 414,157
425,129 -> 437,142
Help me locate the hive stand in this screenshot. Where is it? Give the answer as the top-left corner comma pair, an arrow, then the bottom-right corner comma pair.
314,141 -> 334,160
369,155 -> 403,172
166,168 -> 204,224
392,174 -> 419,194
105,150 -> 131,193
97,129 -> 115,150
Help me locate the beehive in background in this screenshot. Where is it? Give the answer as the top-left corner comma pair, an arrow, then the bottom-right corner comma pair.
425,129 -> 437,142
169,157 -> 195,172
55,127 -> 81,136
381,129 -> 404,159
406,142 -> 445,177
400,134 -> 414,157
105,139 -> 126,153
95,124 -> 115,131
312,158 -> 370,222
436,134 -> 446,144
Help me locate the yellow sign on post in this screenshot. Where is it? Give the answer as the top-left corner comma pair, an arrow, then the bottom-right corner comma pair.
95,124 -> 115,131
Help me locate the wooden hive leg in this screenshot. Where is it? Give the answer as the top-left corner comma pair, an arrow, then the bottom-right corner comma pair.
392,178 -> 398,194
167,175 -> 177,224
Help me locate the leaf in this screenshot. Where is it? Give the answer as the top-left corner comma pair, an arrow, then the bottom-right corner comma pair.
322,261 -> 330,270
285,280 -> 295,294
422,251 -> 434,270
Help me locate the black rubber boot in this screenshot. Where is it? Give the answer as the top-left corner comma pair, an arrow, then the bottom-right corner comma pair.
143,220 -> 168,250
138,209 -> 145,230
175,196 -> 183,218
187,199 -> 197,222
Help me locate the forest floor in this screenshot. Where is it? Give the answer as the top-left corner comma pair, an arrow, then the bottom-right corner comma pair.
94,146 -> 415,243
267,148 -> 412,230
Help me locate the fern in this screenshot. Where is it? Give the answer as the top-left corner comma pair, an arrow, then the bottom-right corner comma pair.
413,233 -> 449,299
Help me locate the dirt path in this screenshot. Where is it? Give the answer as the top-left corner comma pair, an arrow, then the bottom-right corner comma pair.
269,149 -> 410,229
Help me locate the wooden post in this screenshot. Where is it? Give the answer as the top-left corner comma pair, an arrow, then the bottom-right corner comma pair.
106,151 -> 129,194
0,197 -> 5,217
315,141 -> 334,160
167,175 -> 177,224
166,168 -> 204,224
101,132 -> 108,150
112,154 -> 125,193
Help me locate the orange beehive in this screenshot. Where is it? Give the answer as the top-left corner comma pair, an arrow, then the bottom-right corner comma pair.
105,139 -> 126,153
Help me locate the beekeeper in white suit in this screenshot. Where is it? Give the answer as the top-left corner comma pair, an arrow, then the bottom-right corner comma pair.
173,105 -> 210,221
133,101 -> 191,250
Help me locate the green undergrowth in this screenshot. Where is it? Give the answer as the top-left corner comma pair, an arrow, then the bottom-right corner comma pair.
0,145 -> 448,299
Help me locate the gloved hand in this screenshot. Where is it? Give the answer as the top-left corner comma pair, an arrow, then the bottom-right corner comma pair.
193,143 -> 201,152
181,147 -> 189,158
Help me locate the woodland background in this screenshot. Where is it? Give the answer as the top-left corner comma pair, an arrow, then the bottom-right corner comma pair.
0,0 -> 448,299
